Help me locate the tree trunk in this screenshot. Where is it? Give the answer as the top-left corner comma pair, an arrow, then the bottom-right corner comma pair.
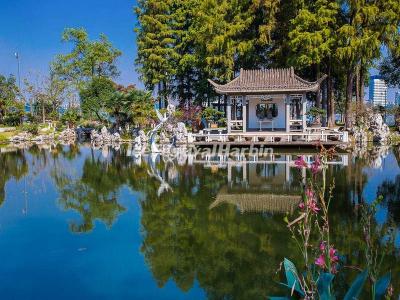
327,73 -> 335,128
359,67 -> 365,104
322,80 -> 327,127
355,65 -> 360,104
315,65 -> 321,109
42,100 -> 46,124
345,70 -> 354,129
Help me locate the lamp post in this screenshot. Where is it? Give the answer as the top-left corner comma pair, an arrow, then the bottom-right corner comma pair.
15,52 -> 21,90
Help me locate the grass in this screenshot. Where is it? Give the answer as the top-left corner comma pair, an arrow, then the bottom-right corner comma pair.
0,131 -> 18,143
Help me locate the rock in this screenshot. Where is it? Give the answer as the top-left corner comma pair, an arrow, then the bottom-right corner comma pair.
139,130 -> 147,143
90,127 -> 121,146
369,112 -> 390,145
10,132 -> 32,143
58,128 -> 76,141
352,109 -> 390,145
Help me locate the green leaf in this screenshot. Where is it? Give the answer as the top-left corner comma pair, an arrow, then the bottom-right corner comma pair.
283,258 -> 304,296
317,272 -> 335,300
374,272 -> 391,300
343,270 -> 368,300
268,297 -> 293,300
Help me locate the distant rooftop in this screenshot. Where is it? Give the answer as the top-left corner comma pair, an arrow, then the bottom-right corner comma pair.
208,67 -> 327,95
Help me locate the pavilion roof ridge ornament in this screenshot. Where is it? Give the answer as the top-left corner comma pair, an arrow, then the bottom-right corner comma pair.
208,67 -> 327,95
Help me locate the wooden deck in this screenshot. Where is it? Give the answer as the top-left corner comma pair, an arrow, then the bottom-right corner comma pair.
191,129 -> 348,146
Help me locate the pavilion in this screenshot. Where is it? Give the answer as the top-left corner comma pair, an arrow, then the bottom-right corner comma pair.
192,67 -> 347,145
208,67 -> 327,133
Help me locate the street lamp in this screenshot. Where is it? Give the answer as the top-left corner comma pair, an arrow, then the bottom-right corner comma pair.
15,52 -> 21,90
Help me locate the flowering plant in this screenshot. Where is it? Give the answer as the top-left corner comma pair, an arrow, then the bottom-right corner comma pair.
271,145 -> 393,300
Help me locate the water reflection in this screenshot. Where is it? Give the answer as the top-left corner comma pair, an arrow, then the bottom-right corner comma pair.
0,143 -> 399,298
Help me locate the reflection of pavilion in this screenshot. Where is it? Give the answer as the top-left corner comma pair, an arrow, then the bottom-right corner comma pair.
209,154 -> 316,214
211,187 -> 301,214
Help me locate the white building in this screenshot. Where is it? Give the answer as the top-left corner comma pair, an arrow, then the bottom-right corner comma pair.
369,75 -> 388,107
395,91 -> 400,106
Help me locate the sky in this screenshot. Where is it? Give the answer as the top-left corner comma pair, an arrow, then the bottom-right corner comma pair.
0,0 -> 398,102
0,0 -> 143,88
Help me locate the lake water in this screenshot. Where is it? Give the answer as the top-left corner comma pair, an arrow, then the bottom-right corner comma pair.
0,143 -> 399,299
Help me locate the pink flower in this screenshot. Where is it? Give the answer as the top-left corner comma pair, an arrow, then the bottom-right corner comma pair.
307,200 -> 320,214
329,247 -> 339,263
305,188 -> 315,201
310,156 -> 322,174
319,241 -> 326,251
315,254 -> 326,268
298,202 -> 305,209
294,156 -> 308,169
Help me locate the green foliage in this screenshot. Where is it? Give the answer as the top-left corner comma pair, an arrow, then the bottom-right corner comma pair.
343,270 -> 369,300
79,77 -> 116,122
380,54 -> 400,87
307,107 -> 327,117
24,72 -> 70,123
135,0 -> 400,129
282,258 -> 304,297
135,0 -> 278,102
375,273 -> 391,300
105,85 -> 154,127
0,150 -> 28,205
123,87 -> 155,127
0,74 -> 22,124
61,107 -> 80,128
52,28 -> 122,88
288,0 -> 339,68
20,123 -> 39,135
317,273 -> 335,300
201,107 -> 224,123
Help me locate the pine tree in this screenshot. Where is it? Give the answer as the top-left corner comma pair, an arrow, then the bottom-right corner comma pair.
135,0 -> 178,102
287,0 -> 339,126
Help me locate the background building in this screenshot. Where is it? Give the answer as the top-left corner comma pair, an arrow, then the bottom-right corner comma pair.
395,91 -> 400,106
369,75 -> 388,107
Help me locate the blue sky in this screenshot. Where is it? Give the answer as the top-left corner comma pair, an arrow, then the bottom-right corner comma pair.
0,0 -> 398,101
0,0 -> 142,88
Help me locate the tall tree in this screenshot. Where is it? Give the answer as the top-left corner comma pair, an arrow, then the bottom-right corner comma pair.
192,0 -> 255,82
24,72 -> 69,123
135,0 -> 178,102
336,0 -> 400,128
0,75 -> 20,124
287,0 -> 339,126
52,28 -> 122,89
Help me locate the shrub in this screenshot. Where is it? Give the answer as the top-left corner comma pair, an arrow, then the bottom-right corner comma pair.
20,123 -> 39,135
61,108 -> 80,128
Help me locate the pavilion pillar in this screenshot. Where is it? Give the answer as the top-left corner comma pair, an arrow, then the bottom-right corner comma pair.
242,95 -> 247,133
226,95 -> 231,133
302,94 -> 307,132
285,95 -> 290,132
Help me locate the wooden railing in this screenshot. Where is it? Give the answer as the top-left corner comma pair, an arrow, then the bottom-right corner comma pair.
192,130 -> 348,143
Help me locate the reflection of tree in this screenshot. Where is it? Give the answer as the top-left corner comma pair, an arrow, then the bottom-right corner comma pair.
51,143 -> 81,161
138,164 -> 301,299
393,145 -> 400,166
0,150 -> 29,205
377,175 -> 400,225
52,147 -> 126,233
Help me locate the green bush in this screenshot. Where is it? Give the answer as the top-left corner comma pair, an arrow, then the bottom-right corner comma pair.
20,123 -> 39,135
201,107 -> 224,123
61,108 -> 80,128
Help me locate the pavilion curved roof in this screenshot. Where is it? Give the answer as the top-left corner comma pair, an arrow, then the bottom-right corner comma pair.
208,67 -> 327,95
